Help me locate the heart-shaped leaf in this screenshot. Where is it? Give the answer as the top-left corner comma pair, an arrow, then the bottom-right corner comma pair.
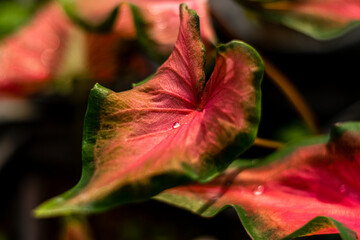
235,0 -> 360,40
156,122 -> 360,239
34,4 -> 263,217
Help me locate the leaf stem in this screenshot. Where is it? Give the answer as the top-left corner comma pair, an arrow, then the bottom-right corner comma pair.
254,137 -> 284,149
262,57 -> 319,134
209,6 -> 319,134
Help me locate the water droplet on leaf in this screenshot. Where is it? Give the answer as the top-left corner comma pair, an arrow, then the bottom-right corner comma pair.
172,122 -> 180,129
253,185 -> 264,196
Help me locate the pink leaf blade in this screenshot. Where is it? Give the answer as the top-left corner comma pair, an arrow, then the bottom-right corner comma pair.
0,3 -> 121,96
0,4 -> 72,96
156,122 -> 360,239
66,0 -> 216,52
34,4 -> 263,217
237,0 -> 360,40
0,0 -> 216,96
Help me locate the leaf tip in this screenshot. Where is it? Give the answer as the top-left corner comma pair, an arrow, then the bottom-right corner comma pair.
331,122 -> 360,139
33,197 -> 68,218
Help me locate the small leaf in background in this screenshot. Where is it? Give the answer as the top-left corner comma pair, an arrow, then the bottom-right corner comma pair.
66,0 -> 216,54
0,3 -> 123,97
235,0 -> 360,40
156,122 -> 360,239
0,4 -> 72,96
0,0 -> 216,97
34,4 -> 263,217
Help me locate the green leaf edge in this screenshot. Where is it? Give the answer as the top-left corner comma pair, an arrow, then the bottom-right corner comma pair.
154,136 -> 328,217
33,83 -> 110,217
58,0 -> 120,33
155,127 -> 360,239
34,9 -> 264,217
234,206 -> 358,240
57,0 -> 174,60
330,121 -> 360,141
129,3 -> 168,61
234,0 -> 360,40
0,2 -> 37,39
260,12 -> 360,41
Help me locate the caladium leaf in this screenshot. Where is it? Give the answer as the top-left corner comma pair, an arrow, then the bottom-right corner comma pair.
235,0 -> 360,40
34,4 -> 263,217
0,4 -> 71,95
0,0 -> 216,96
60,0 -> 120,34
156,122 -> 360,240
60,0 -> 216,54
0,3 -> 120,96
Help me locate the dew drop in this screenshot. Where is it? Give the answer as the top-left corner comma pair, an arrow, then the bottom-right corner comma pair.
172,122 -> 180,129
339,184 -> 346,194
253,185 -> 264,196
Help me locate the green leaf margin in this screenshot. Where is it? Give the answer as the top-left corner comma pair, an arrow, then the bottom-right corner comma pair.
58,0 -> 120,33
234,0 -> 360,40
155,134 -> 359,239
57,0 -> 172,60
34,36 -> 264,217
0,1 -> 40,39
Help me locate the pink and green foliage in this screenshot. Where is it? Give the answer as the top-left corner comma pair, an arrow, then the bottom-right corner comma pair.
0,3 -> 120,96
156,122 -> 360,240
0,0 -> 216,96
67,0 -> 216,54
235,0 -> 360,40
0,4 -> 70,96
34,4 -> 263,217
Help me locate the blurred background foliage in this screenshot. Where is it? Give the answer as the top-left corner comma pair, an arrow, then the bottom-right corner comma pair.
0,0 -> 360,239
0,0 -> 47,38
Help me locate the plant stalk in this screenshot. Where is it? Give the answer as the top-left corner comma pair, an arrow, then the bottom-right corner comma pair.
209,6 -> 319,134
254,137 -> 284,149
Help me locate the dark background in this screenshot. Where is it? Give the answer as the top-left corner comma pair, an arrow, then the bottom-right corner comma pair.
0,0 -> 359,239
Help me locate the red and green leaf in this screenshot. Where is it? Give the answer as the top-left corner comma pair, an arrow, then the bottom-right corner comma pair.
236,0 -> 360,40
34,4 -> 263,217
0,0 -> 216,96
155,122 -> 360,240
63,0 -> 216,53
0,4 -> 71,95
0,3 -> 120,96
